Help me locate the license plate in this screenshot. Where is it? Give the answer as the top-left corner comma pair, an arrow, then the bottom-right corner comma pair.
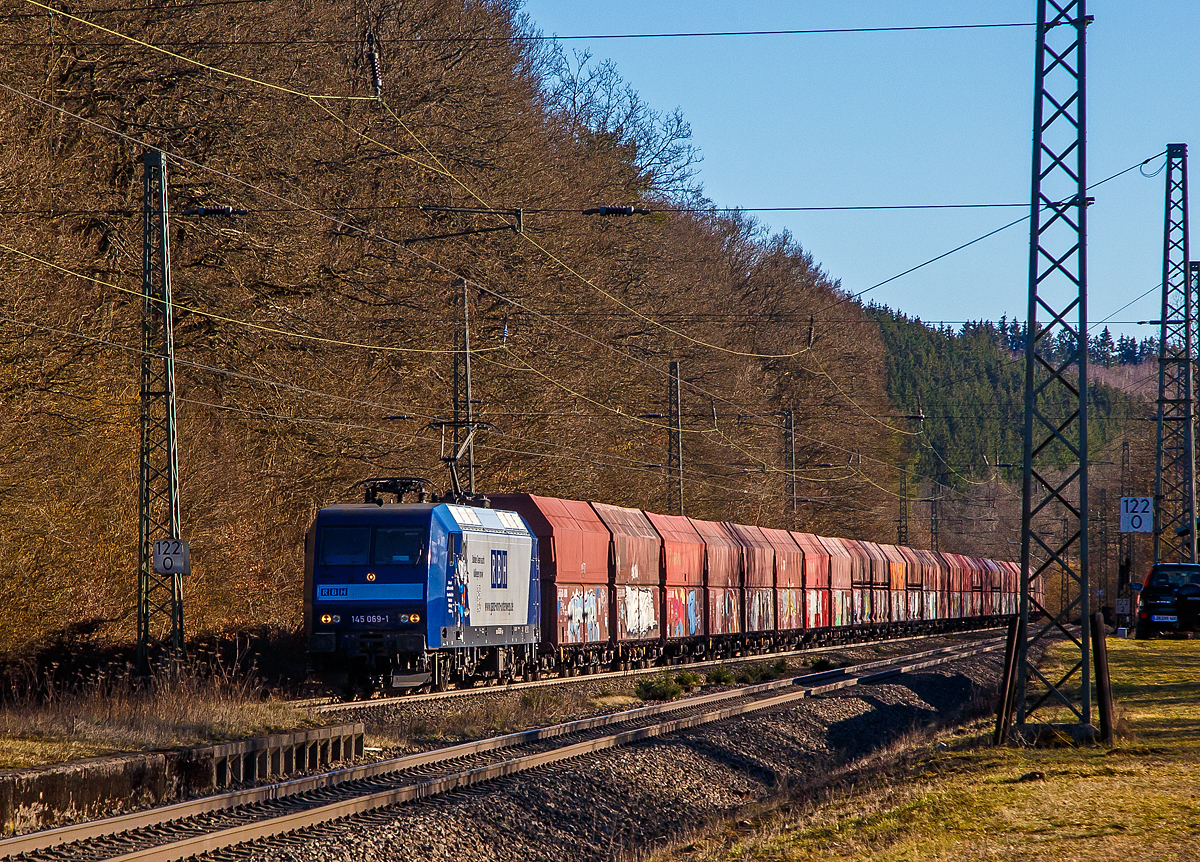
1151,615 -> 1178,623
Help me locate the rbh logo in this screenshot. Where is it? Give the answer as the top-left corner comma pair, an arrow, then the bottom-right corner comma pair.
490,549 -> 509,589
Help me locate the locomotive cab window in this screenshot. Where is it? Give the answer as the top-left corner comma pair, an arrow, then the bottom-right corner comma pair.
373,529 -> 427,566
319,526 -> 371,566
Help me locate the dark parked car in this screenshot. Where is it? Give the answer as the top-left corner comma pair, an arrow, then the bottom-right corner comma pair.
1136,563 -> 1200,638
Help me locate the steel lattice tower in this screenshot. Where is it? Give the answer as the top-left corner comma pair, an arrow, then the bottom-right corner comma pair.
783,409 -> 796,514
666,361 -> 683,515
1010,0 -> 1094,739
137,151 -> 185,672
1096,488 -> 1108,608
448,277 -> 477,496
1153,145 -> 1195,565
930,482 -> 942,552
1117,440 -> 1134,627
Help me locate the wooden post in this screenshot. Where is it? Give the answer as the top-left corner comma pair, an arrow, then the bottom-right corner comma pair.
993,616 -> 1021,745
1091,611 -> 1114,743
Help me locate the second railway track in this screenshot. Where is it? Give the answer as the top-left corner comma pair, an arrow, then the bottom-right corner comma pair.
297,626 -> 1003,713
3,635 -> 1007,862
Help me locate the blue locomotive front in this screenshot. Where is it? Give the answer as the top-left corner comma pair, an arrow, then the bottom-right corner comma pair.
305,502 -> 540,695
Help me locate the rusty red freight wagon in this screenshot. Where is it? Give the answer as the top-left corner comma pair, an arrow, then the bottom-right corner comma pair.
790,531 -> 832,628
896,545 -> 926,621
828,537 -> 873,625
915,549 -> 947,620
861,541 -> 893,624
939,552 -> 970,619
981,557 -> 1004,617
876,542 -> 909,623
963,555 -> 987,618
645,512 -> 705,640
725,523 -> 776,633
591,502 -> 663,648
998,560 -> 1020,615
814,535 -> 852,627
688,517 -> 742,637
761,527 -> 804,632
488,494 -> 611,657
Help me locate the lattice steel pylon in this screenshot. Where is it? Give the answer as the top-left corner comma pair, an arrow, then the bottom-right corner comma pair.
1153,145 -> 1195,565
783,408 -> 796,514
666,360 -> 683,515
1116,440 -> 1134,628
1006,0 -> 1095,741
452,277 -> 476,496
136,151 -> 185,672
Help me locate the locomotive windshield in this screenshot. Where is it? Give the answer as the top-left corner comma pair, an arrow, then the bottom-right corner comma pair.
373,529 -> 426,565
319,526 -> 371,566
318,525 -> 428,567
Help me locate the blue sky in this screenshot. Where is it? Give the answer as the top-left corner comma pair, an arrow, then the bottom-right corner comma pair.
520,1 -> 1199,342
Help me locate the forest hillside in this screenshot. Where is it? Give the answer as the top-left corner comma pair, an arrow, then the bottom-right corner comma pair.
0,0 -> 911,654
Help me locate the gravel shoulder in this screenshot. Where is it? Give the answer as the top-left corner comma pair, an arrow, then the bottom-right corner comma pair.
238,646 -> 1007,862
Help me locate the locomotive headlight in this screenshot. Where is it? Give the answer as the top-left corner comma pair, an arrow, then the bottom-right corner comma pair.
401,614 -> 410,623
366,572 -> 377,582
320,613 -> 333,624
411,613 -> 420,623
332,614 -> 341,623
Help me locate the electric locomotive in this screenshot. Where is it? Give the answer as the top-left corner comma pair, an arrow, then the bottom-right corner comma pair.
305,493 -> 539,696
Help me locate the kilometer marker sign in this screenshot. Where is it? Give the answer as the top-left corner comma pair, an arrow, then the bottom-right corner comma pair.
1120,497 -> 1152,533
153,538 -> 192,574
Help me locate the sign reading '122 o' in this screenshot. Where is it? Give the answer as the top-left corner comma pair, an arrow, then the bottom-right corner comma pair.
1119,497 -> 1153,533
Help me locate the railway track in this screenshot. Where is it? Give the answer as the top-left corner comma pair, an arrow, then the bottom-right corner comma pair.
298,625 -> 1005,713
2,634 -> 1006,862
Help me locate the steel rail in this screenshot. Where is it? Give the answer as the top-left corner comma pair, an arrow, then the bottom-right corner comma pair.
4,636 -> 1005,862
3,635 -> 1001,857
302,624 -> 1007,712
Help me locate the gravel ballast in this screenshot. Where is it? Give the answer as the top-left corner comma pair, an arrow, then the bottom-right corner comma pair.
336,634 -> 993,754
234,649 -> 1006,862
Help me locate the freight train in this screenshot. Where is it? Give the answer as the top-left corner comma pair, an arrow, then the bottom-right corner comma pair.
304,488 -> 1031,697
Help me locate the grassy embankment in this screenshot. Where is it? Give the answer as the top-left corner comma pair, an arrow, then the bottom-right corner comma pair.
0,671 -> 314,769
665,637 -> 1200,861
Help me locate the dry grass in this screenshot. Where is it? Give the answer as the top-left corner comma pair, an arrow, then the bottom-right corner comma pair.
655,637 -> 1200,862
367,686 -> 603,751
0,668 -> 315,769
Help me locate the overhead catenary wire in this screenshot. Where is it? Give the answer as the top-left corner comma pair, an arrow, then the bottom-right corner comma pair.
0,75 -> 1156,486
20,0 -> 375,101
0,311 -> 856,499
0,57 -> 1163,353
8,10 -> 807,359
0,20 -> 1128,530
375,98 -> 807,361
818,151 -> 1168,315
0,75 -> 1148,488
0,82 -> 866,471
0,12 -> 1036,38
0,242 -> 505,356
0,202 -> 1033,215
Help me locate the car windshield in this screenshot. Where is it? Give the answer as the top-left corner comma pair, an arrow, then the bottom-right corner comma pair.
1146,567 -> 1200,589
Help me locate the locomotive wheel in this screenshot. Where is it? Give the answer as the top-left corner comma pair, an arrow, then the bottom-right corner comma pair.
432,657 -> 450,692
